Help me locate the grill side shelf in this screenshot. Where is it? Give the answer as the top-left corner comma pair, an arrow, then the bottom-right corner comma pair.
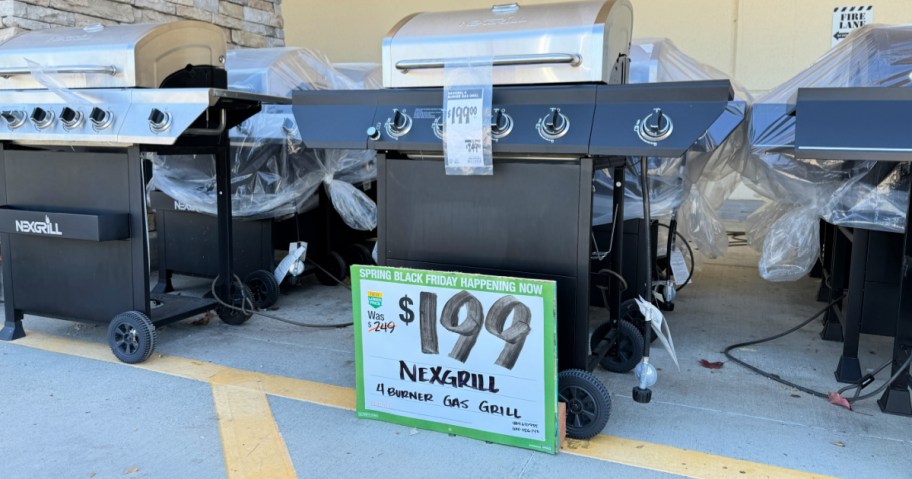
0,206 -> 129,241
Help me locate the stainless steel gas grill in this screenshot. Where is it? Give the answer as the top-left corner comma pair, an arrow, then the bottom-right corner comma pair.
294,0 -> 743,438
0,22 -> 285,363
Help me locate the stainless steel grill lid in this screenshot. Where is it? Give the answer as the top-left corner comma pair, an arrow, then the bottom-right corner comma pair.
0,21 -> 226,90
382,0 -> 633,88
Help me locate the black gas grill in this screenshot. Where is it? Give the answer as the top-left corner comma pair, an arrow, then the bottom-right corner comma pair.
0,22 -> 284,363
294,0 -> 743,438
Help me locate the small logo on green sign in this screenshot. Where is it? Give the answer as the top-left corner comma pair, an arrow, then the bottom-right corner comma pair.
368,291 -> 383,309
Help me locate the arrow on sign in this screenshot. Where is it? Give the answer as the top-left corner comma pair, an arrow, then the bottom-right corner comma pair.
833,31 -> 849,41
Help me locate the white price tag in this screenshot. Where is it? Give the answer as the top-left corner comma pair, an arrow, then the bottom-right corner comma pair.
444,87 -> 485,169
669,247 -> 690,286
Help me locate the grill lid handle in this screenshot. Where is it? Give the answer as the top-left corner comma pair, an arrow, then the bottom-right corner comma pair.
491,3 -> 519,13
395,53 -> 582,72
0,65 -> 117,79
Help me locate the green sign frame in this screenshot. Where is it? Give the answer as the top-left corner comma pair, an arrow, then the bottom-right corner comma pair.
351,265 -> 559,453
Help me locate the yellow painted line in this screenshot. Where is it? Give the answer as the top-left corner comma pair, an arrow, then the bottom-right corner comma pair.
8,331 -> 837,479
562,436 -> 838,479
212,384 -> 297,479
13,331 -> 356,410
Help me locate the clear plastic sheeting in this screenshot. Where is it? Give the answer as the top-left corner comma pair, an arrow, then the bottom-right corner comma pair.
148,148 -> 376,224
333,63 -> 383,90
593,38 -> 751,259
148,48 -> 379,228
742,24 -> 912,281
227,47 -> 360,95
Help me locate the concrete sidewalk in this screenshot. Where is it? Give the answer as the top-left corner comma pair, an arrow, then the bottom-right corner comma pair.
1,244 -> 910,478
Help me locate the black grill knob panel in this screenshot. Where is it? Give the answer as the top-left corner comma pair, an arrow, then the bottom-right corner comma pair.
89,107 -> 113,130
148,108 -> 171,132
30,107 -> 55,129
538,108 -> 569,141
60,107 -> 83,129
491,108 -> 513,139
1,110 -> 26,129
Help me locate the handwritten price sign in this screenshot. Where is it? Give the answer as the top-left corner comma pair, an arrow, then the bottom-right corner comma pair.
351,265 -> 559,453
398,291 -> 531,369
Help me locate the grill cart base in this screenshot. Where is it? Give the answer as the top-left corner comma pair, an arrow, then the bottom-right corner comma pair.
150,184 -> 377,304
0,95 -> 277,363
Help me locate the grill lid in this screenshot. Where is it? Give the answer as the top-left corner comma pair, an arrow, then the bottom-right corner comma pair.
0,21 -> 226,90
382,0 -> 633,88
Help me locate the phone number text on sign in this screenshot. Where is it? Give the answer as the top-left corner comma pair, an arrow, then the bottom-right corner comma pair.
352,265 -> 558,453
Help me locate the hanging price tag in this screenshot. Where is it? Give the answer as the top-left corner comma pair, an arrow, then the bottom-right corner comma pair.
443,61 -> 493,175
445,88 -> 485,168
669,247 -> 690,286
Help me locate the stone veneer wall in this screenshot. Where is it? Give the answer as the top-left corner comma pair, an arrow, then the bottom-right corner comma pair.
0,0 -> 285,48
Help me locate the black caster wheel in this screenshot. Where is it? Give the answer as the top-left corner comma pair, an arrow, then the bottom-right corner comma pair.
216,283 -> 254,326
632,386 -> 652,404
245,269 -> 280,309
559,369 -> 611,439
589,319 -> 644,373
347,243 -> 374,266
107,311 -> 156,364
315,251 -> 348,286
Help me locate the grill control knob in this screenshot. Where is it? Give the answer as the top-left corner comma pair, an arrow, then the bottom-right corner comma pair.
384,109 -> 412,138
636,108 -> 673,144
1,110 -> 26,129
89,107 -> 113,130
60,107 -> 83,129
491,108 -> 513,139
366,126 -> 381,141
148,108 -> 171,133
30,107 -> 55,129
538,108 -> 569,141
432,116 -> 444,140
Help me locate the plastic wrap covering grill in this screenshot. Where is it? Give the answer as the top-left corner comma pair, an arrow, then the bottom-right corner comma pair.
742,24 -> 912,281
148,48 -> 378,229
592,38 -> 751,258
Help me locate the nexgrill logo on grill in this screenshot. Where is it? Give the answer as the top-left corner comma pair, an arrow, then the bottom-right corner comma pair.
15,215 -> 62,236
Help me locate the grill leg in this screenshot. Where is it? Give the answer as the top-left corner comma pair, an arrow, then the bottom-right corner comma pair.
0,145 -> 23,341
215,137 -> 234,301
878,175 -> 912,415
608,163 -> 625,325
0,309 -> 24,341
0,244 -> 23,340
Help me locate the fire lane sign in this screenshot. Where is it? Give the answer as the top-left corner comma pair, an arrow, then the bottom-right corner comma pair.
832,6 -> 873,46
